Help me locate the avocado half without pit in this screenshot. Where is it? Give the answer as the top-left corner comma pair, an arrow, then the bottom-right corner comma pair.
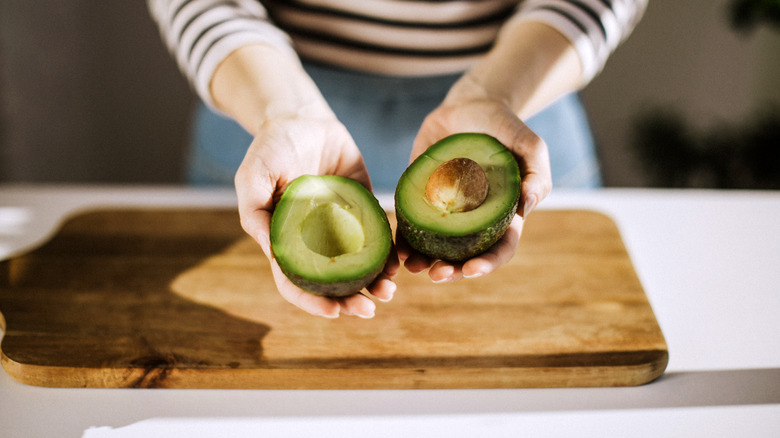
394,133 -> 521,262
270,175 -> 392,297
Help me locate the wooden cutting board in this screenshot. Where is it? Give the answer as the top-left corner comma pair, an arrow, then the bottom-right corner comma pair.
0,208 -> 667,389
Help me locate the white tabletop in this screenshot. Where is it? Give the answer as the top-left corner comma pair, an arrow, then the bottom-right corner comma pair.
1,184 -> 779,437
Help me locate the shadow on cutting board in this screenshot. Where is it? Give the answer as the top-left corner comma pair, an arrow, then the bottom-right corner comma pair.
0,209 -> 271,388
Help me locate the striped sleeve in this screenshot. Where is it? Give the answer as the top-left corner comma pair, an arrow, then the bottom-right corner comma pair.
147,0 -> 294,108
514,0 -> 648,83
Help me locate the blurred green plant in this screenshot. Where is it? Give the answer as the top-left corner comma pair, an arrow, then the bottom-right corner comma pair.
632,107 -> 780,189
630,0 -> 780,189
729,0 -> 780,32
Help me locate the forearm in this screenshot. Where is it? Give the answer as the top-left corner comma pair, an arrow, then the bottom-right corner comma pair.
147,0 -> 297,116
455,20 -> 583,120
210,44 -> 332,136
456,0 -> 648,120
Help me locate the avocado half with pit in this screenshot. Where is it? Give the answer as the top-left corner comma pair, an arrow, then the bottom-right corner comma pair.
394,133 -> 521,262
270,175 -> 392,297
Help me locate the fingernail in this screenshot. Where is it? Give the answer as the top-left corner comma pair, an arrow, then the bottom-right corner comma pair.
258,234 -> 273,258
521,194 -> 538,218
405,264 -> 423,275
464,271 -> 484,279
376,285 -> 395,302
432,276 -> 453,284
376,290 -> 394,302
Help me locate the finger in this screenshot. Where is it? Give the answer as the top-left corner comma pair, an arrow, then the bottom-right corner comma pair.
396,229 -> 436,273
234,164 -> 278,256
395,232 -> 413,262
269,258 -> 341,318
338,293 -> 377,318
410,127 -> 438,163
329,131 -> 374,191
367,273 -> 396,302
367,246 -> 400,302
514,135 -> 550,219
241,209 -> 274,257
462,216 -> 524,278
403,251 -> 435,274
383,244 -> 401,279
411,107 -> 457,164
503,129 -> 552,218
429,260 -> 464,283
336,151 -> 373,192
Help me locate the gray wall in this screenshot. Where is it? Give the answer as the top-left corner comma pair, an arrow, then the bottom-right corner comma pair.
2,1 -> 778,186
581,0 -> 780,186
1,1 -> 194,183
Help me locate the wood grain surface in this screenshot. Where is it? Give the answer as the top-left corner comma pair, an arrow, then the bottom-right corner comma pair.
0,208 -> 667,389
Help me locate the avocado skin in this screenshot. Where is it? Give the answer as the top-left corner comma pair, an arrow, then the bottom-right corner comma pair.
394,132 -> 521,262
395,200 -> 517,262
270,175 -> 392,298
279,258 -> 387,298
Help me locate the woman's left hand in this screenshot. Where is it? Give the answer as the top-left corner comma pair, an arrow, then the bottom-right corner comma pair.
399,75 -> 552,282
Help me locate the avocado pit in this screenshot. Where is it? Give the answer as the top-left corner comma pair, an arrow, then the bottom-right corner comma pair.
394,132 -> 521,262
425,157 -> 489,214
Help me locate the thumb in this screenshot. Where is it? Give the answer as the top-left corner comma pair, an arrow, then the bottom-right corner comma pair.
240,208 -> 274,259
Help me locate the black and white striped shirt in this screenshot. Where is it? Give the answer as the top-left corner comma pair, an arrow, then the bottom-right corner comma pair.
148,0 -> 647,107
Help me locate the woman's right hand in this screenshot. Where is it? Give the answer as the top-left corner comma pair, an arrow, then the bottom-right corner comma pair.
211,45 -> 398,318
233,112 -> 399,319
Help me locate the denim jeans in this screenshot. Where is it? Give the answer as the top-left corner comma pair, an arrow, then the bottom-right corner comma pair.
188,63 -> 601,192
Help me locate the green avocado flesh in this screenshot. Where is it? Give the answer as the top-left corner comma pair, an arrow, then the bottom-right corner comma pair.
270,175 -> 392,297
394,133 -> 521,262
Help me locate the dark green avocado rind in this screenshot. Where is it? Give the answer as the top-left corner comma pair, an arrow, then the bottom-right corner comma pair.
270,175 -> 392,297
278,261 -> 387,298
396,200 -> 517,262
394,133 -> 520,262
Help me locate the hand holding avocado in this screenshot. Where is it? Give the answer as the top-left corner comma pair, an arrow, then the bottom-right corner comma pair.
398,77 -> 553,283
235,114 -> 400,319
